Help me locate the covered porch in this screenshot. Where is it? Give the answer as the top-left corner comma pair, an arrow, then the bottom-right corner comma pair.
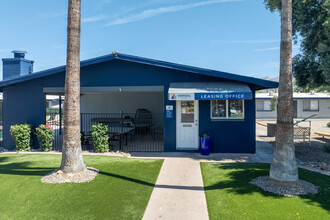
45,86 -> 164,152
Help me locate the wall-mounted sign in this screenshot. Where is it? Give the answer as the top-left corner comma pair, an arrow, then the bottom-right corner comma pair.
169,93 -> 194,100
166,105 -> 174,118
168,92 -> 251,100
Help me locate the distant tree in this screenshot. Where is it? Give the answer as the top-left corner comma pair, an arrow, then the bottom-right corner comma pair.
270,95 -> 278,111
60,0 -> 86,174
264,0 -> 330,89
269,0 -> 299,182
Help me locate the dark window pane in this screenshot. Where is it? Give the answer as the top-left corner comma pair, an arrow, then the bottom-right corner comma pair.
228,100 -> 244,118
211,100 -> 226,118
303,100 -> 310,111
181,101 -> 194,123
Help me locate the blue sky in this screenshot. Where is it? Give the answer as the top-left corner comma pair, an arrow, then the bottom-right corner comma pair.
0,0 -> 300,80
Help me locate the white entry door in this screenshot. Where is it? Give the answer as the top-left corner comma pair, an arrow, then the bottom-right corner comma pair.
176,100 -> 199,150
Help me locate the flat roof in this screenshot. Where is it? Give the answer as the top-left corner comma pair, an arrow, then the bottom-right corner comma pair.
256,92 -> 330,99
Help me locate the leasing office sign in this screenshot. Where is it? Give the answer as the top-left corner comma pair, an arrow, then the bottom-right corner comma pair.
195,92 -> 252,100
169,92 -> 251,100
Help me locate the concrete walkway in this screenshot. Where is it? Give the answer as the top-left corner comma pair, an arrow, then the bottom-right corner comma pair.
143,158 -> 209,220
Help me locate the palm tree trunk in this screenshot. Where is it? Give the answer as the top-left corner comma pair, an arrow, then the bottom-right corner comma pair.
60,0 -> 86,174
269,0 -> 298,182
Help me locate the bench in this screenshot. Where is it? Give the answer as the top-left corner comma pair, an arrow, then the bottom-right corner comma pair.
256,121 -> 267,127
294,126 -> 311,146
314,132 -> 330,138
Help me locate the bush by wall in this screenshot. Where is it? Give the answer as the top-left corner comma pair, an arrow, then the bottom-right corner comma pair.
92,123 -> 109,153
327,122 -> 330,128
10,123 -> 32,152
36,124 -> 54,152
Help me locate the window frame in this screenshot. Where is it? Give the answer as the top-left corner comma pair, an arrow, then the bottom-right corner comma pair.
302,100 -> 319,112
210,100 -> 245,120
256,100 -> 273,112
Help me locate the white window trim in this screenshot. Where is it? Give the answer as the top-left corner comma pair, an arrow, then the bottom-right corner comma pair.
210,100 -> 245,120
303,99 -> 319,112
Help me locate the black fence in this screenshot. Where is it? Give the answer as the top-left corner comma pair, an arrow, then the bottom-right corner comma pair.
46,112 -> 164,152
46,112 -> 64,151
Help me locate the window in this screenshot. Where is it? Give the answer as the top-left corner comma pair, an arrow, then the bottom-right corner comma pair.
211,100 -> 244,119
181,101 -> 194,123
256,100 -> 272,111
303,100 -> 319,111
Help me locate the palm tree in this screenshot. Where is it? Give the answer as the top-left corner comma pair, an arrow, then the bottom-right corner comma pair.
269,0 -> 298,182
60,0 -> 86,174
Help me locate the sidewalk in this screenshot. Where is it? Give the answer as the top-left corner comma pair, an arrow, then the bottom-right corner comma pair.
143,157 -> 209,220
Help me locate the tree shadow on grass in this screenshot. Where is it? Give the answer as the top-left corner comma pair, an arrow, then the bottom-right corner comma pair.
0,156 -> 10,163
0,157 -> 56,176
204,163 -> 330,213
98,171 -> 155,187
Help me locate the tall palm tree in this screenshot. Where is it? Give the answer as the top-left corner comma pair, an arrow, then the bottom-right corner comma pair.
60,0 -> 86,174
269,0 -> 298,182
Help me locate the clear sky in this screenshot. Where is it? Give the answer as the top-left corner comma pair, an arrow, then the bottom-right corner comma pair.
0,0 -> 300,80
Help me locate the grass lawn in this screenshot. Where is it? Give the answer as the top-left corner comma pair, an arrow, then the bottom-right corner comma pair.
201,163 -> 330,220
0,154 -> 163,220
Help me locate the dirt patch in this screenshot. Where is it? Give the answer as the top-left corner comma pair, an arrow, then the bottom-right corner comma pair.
250,176 -> 319,197
257,119 -> 330,173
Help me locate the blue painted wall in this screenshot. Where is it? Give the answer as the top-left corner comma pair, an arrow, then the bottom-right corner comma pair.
3,79 -> 44,149
3,59 -> 257,153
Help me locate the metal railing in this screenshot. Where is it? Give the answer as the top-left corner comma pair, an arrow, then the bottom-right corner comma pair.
81,112 -> 164,152
46,112 -> 164,152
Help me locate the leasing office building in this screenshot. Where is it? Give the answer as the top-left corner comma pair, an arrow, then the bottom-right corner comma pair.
1,51 -> 278,153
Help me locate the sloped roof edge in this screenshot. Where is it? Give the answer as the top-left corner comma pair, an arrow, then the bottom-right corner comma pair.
0,52 -> 278,90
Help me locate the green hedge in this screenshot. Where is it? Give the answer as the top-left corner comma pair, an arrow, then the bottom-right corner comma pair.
92,123 -> 109,153
10,123 -> 32,152
36,124 -> 54,152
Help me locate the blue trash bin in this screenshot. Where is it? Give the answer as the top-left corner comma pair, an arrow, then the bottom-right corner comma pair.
200,137 -> 211,155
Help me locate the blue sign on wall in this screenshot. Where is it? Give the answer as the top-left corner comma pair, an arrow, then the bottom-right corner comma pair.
166,105 -> 174,118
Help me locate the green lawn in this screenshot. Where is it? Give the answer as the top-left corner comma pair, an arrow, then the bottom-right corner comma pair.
0,154 -> 163,220
201,163 -> 330,220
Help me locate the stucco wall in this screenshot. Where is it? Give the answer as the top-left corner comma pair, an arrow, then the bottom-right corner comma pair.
3,79 -> 45,149
256,99 -> 330,119
80,91 -> 163,114
297,99 -> 330,118
256,110 -> 276,118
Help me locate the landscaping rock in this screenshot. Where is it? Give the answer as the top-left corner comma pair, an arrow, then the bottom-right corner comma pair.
250,176 -> 319,197
41,167 -> 99,184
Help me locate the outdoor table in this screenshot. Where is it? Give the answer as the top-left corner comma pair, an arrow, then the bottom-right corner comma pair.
89,118 -> 136,150
91,117 -> 133,126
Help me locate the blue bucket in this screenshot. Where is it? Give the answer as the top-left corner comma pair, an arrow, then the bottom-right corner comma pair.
200,137 -> 211,155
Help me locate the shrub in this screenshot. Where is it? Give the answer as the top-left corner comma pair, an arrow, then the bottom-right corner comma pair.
10,123 -> 32,152
92,123 -> 109,153
36,124 -> 54,152
324,144 -> 330,153
327,122 -> 330,128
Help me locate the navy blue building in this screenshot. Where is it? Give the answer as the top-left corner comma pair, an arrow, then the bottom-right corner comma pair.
0,51 -> 278,153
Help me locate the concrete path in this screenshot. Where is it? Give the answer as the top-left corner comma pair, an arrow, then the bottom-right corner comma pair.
143,158 -> 209,220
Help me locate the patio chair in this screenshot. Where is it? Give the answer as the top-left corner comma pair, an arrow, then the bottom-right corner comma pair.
134,108 -> 153,136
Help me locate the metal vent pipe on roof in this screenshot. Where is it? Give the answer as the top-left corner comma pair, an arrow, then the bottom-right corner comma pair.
12,50 -> 27,59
